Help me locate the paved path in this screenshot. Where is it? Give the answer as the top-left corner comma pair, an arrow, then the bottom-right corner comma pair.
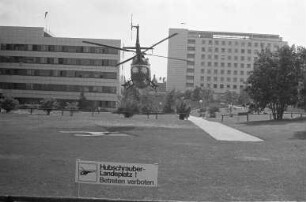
189,116 -> 263,142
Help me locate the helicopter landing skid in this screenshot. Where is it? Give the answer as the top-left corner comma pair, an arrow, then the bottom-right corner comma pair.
150,81 -> 158,91
122,80 -> 134,89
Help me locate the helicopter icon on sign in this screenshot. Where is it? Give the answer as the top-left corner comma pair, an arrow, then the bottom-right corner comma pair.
79,167 -> 96,176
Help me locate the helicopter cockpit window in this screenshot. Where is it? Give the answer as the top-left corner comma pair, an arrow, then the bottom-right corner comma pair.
141,67 -> 148,74
132,66 -> 139,73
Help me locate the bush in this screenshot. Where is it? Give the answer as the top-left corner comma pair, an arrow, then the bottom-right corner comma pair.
176,100 -> 191,120
40,98 -> 58,115
116,101 -> 139,118
208,106 -> 219,118
0,96 -> 19,113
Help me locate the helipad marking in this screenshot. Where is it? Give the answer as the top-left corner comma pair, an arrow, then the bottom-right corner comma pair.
59,131 -> 129,137
189,116 -> 263,142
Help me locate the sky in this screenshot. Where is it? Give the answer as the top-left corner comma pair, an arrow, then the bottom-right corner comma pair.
0,0 -> 306,79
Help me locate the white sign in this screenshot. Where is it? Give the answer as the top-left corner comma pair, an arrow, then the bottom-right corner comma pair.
75,160 -> 158,187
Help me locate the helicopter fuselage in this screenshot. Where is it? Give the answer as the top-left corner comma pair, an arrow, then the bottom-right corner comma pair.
130,57 -> 151,89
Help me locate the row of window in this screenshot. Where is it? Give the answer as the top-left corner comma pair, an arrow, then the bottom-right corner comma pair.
187,61 -> 253,68
0,56 -> 118,67
0,68 -> 117,79
187,39 -> 281,49
200,69 -> 247,75
186,75 -> 246,82
186,68 -> 251,75
186,82 -> 245,90
1,43 -> 119,55
198,54 -> 256,62
0,82 -> 117,94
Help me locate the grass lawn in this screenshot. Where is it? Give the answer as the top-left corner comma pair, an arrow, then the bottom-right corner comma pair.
0,111 -> 306,201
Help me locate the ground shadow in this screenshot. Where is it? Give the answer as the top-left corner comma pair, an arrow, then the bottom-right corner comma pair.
239,117 -> 306,126
291,131 -> 306,140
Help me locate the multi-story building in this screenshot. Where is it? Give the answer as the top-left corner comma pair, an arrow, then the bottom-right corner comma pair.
0,26 -> 121,110
167,28 -> 287,97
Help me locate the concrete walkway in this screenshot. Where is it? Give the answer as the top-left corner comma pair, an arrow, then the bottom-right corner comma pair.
189,116 -> 263,142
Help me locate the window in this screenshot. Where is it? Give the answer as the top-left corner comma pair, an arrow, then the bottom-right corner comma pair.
241,49 -> 245,54
227,55 -> 232,60
233,70 -> 237,75
214,62 -> 218,67
221,48 -> 225,53
207,62 -> 212,67
221,63 -> 225,67
227,63 -> 231,67
201,76 -> 204,81
247,64 -> 251,68
202,40 -> 206,44
187,54 -> 195,58
186,68 -> 194,73
221,41 -> 226,45
187,61 -> 194,65
247,49 -> 252,54
220,70 -> 224,74
227,77 -> 231,82
214,69 -> 218,74
188,39 -> 196,44
214,55 -> 218,60
233,78 -> 237,82
201,47 -> 206,52
220,84 -> 224,88
214,48 -> 219,52
241,56 -> 245,61
207,76 -> 211,81
208,40 -> 212,45
240,71 -> 244,75
187,47 -> 195,51
208,55 -> 212,59
213,84 -> 218,88
233,85 -> 237,89
215,41 -> 219,45
248,42 -> 252,47
228,41 -> 232,45
220,77 -> 224,81
214,77 -> 218,82
201,62 -> 205,66
207,69 -> 211,74
186,76 -> 194,80
240,63 -> 245,68
227,70 -> 231,74
228,48 -> 232,53
201,69 -> 204,74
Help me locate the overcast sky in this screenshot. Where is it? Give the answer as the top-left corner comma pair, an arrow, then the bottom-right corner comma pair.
0,0 -> 305,79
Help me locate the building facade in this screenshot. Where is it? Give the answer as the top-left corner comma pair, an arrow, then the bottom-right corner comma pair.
0,26 -> 121,110
167,28 -> 287,96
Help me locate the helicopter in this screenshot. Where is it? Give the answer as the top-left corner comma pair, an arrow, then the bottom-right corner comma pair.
83,23 -> 187,90
79,167 -> 96,176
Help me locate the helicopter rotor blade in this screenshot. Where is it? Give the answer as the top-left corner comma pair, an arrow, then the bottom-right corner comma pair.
116,55 -> 137,66
145,53 -> 189,62
142,33 -> 178,53
82,41 -> 135,52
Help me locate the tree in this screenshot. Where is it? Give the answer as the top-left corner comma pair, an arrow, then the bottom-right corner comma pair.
0,96 -> 19,113
78,91 -> 91,111
246,46 -> 301,120
238,89 -> 251,105
117,87 -> 140,118
192,86 -> 202,101
297,46 -> 306,110
223,90 -> 239,105
163,89 -> 176,113
40,98 -> 58,115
